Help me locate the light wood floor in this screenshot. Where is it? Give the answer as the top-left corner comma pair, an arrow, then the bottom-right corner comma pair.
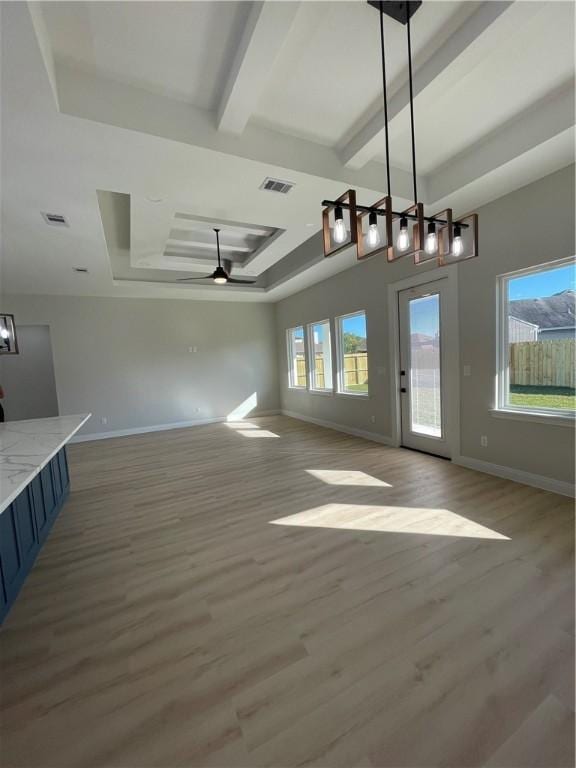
0,416 -> 574,767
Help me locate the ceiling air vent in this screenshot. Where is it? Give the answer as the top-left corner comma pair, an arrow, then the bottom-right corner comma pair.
42,212 -> 69,227
259,177 -> 294,194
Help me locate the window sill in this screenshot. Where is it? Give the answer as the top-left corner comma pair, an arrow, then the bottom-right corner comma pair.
287,386 -> 307,392
309,389 -> 334,396
336,391 -> 369,399
490,408 -> 575,427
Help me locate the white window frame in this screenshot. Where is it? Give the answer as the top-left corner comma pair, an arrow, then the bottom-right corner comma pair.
307,319 -> 334,393
495,256 -> 575,425
335,311 -> 369,397
286,326 -> 307,390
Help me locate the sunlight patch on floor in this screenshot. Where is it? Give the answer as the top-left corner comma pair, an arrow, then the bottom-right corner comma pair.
270,503 -> 509,539
236,430 -> 280,438
225,422 -> 260,429
306,469 -> 392,487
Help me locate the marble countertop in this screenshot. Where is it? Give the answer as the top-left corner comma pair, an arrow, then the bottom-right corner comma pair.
0,414 -> 91,515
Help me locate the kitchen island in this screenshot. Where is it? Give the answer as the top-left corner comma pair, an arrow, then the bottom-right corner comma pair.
0,414 -> 90,623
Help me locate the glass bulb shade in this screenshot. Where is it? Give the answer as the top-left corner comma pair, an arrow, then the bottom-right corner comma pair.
367,222 -> 381,248
333,217 -> 347,244
213,276 -> 227,284
452,236 -> 464,257
425,231 -> 438,255
397,223 -> 410,252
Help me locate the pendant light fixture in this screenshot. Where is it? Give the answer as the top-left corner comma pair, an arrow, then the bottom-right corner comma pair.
321,1 -> 478,266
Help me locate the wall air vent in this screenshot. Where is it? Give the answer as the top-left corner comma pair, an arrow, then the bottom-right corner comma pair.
73,267 -> 89,273
259,177 -> 294,194
42,212 -> 69,227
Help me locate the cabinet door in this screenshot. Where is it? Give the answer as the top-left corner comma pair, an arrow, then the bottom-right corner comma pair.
58,448 -> 70,489
51,454 -> 63,499
0,505 -> 23,606
13,488 -> 39,569
30,474 -> 50,543
40,462 -> 57,519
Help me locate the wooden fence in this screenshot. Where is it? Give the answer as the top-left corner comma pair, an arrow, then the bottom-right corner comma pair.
294,345 -> 575,389
510,340 -> 575,388
295,353 -> 368,388
343,353 -> 368,387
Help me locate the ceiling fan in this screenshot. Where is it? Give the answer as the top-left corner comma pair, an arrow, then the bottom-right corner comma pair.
178,228 -> 256,285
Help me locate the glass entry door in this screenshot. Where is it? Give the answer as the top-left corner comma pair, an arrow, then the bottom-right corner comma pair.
398,280 -> 450,458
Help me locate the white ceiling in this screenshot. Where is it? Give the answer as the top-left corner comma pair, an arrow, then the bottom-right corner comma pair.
254,1 -> 481,147
41,1 -> 251,108
0,0 -> 574,302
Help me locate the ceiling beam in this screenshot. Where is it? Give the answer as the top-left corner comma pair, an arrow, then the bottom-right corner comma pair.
340,1 -> 522,170
27,1 -> 60,110
216,1 -> 300,135
426,82 -> 575,209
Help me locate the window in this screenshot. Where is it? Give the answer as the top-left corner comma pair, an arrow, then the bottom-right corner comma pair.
336,311 -> 369,395
287,326 -> 307,388
498,258 -> 575,417
308,320 -> 333,391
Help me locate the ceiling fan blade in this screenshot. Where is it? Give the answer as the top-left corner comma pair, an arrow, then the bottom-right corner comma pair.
177,274 -> 214,281
226,277 -> 257,285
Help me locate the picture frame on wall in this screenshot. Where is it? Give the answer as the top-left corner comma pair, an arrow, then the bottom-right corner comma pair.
0,314 -> 19,355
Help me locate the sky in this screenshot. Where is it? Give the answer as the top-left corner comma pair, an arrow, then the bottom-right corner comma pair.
508,263 -> 575,300
342,314 -> 367,338
409,295 -> 440,336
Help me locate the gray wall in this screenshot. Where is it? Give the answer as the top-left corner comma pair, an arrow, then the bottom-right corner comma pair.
276,165 -> 575,486
0,325 -> 59,421
0,296 -> 279,437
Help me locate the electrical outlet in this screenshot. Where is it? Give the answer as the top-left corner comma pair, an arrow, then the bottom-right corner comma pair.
101,416 -> 108,425
188,346 -> 198,353
463,365 -> 472,377
480,435 -> 488,448
370,415 -> 376,424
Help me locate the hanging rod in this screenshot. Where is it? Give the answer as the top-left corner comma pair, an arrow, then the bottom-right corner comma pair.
321,200 -> 470,228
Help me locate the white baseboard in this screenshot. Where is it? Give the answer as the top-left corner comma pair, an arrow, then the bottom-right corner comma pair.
453,455 -> 575,498
281,409 -> 393,446
70,410 -> 280,443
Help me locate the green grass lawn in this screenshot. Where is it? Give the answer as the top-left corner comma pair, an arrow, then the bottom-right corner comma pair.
345,382 -> 369,393
509,385 -> 575,410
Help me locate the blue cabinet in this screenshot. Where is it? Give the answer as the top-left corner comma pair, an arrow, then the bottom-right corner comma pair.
0,503 -> 23,608
0,447 -> 70,625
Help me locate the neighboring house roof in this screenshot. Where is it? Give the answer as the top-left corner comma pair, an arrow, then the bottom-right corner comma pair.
509,289 -> 575,330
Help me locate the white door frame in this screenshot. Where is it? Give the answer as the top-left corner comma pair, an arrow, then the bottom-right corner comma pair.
387,266 -> 461,458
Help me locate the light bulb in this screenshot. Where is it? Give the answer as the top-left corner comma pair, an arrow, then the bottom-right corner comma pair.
367,212 -> 380,248
333,205 -> 347,244
424,222 -> 437,255
214,276 -> 227,284
0,328 -> 8,339
452,224 -> 463,257
397,217 -> 410,252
